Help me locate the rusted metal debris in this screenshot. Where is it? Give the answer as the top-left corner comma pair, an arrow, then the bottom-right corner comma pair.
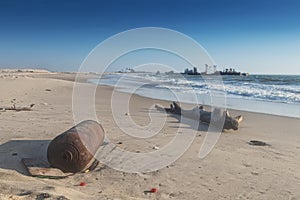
47,120 -> 105,173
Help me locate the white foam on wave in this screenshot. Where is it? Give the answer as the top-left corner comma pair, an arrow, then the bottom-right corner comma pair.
91,73 -> 300,118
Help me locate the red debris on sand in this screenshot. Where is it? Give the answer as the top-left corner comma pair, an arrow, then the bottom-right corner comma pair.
79,182 -> 87,186
144,187 -> 158,194
150,188 -> 157,193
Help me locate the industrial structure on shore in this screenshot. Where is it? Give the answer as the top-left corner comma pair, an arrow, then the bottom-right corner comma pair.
182,64 -> 249,76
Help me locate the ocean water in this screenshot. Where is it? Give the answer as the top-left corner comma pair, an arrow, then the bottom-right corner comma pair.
90,73 -> 300,118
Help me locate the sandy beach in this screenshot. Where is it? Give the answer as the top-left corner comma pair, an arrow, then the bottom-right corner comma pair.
0,71 -> 299,200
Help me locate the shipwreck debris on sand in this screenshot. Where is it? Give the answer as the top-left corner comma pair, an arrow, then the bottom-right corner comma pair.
155,102 -> 243,130
47,120 -> 105,173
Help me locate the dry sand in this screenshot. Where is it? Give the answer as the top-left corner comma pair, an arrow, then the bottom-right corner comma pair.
0,71 -> 299,200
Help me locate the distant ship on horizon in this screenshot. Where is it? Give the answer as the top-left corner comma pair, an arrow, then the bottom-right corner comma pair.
182,64 -> 249,76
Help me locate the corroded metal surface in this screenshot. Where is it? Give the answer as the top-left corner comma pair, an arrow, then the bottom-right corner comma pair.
47,120 -> 105,173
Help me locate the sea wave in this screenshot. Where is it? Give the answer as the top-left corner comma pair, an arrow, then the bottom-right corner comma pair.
91,73 -> 300,118
123,73 -> 300,104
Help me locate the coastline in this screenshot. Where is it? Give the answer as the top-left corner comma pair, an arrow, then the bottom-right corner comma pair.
0,71 -> 299,200
91,73 -> 300,119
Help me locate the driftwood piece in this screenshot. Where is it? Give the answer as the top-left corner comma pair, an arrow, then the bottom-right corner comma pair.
0,104 -> 35,112
155,102 -> 243,130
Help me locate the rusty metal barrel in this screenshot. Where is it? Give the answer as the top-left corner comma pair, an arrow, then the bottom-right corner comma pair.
47,120 -> 105,173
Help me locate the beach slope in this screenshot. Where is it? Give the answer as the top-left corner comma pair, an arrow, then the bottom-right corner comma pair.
0,72 -> 299,200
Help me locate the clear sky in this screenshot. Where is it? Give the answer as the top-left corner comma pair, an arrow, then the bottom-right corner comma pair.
0,0 -> 299,74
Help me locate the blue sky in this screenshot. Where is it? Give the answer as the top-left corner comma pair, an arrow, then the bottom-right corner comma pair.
0,0 -> 299,74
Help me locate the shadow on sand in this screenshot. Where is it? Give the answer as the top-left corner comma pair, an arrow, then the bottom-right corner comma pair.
140,108 -> 209,132
168,114 -> 209,132
0,139 -> 50,175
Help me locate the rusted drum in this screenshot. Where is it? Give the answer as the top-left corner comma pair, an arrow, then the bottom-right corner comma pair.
47,120 -> 105,173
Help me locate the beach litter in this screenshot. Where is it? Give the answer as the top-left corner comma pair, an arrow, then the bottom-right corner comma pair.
248,140 -> 271,146
22,120 -> 105,178
0,103 -> 35,112
36,193 -> 50,200
47,120 -> 105,173
156,102 -> 243,130
22,158 -> 70,179
144,188 -> 158,194
150,188 -> 157,193
79,182 -> 87,186
152,145 -> 159,150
